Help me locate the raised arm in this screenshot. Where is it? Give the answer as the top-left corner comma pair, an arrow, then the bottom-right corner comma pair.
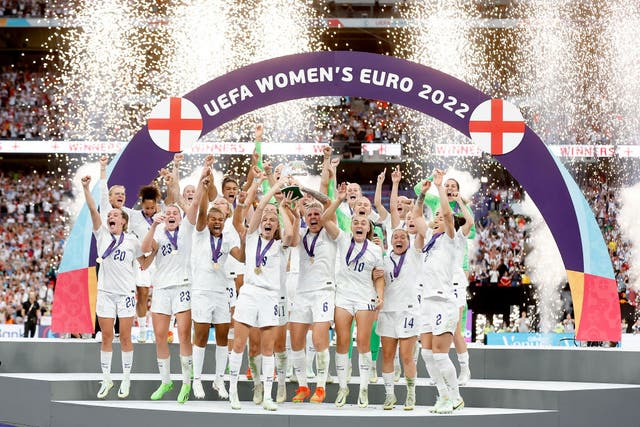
389,166 -> 401,228
196,172 -> 211,232
81,176 -> 101,232
374,168 -> 389,221
412,179 -> 431,250
300,186 -> 331,209
454,193 -> 474,237
242,151 -> 259,192
279,195 -> 298,247
98,155 -> 110,221
203,154 -> 218,202
232,190 -> 248,237
164,153 -> 183,206
433,169 -> 454,238
319,145 -> 331,196
185,168 -> 209,226
247,179 -> 284,234
264,161 -> 276,189
321,182 -> 346,240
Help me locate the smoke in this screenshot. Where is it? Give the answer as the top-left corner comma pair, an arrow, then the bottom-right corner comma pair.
425,167 -> 481,200
618,182 -> 640,291
64,161 -> 102,219
518,195 -> 567,332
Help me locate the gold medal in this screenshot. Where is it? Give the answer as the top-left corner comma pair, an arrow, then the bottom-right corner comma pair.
96,257 -> 103,264
254,267 -> 262,275
309,256 -> 315,264
213,262 -> 220,270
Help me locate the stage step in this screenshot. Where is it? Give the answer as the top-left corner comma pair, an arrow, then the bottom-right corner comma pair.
2,372 -> 638,427
3,340 -> 639,384
48,400 -> 556,427
3,340 -> 640,427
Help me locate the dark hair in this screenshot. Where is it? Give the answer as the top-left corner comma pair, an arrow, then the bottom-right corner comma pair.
454,215 -> 467,231
207,207 -> 224,217
446,178 -> 460,191
222,177 -> 239,188
138,185 -> 160,202
367,220 -> 376,241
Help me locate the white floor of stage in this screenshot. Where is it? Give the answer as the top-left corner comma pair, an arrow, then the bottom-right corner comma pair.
55,399 -> 554,417
4,372 -> 637,391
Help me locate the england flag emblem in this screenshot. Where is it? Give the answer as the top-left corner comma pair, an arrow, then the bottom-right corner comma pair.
468,99 -> 525,155
147,97 -> 203,153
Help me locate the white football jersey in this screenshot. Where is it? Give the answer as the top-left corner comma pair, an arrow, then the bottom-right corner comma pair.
419,228 -> 456,301
382,248 -> 422,312
151,221 -> 194,289
191,228 -> 241,292
243,229 -> 289,296
94,227 -> 142,295
297,227 -> 338,294
334,230 -> 384,302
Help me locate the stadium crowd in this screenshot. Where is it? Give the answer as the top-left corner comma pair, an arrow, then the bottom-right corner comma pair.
0,170 -> 68,331
0,67 -> 53,140
0,0 -> 72,18
583,174 -> 635,306
317,97 -> 409,151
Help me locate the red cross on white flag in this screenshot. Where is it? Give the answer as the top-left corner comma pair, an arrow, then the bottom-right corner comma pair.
468,99 -> 525,155
147,97 -> 203,152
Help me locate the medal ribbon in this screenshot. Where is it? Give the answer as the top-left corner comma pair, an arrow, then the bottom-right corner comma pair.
303,229 -> 319,258
101,233 -> 125,259
210,234 -> 223,263
422,232 -> 443,254
256,236 -> 275,269
390,251 -> 406,279
141,211 -> 154,226
345,238 -> 368,266
165,228 -> 179,251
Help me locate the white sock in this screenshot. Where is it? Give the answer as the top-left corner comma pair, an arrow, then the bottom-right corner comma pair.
100,351 -> 112,382
193,345 -> 206,380
215,346 -> 228,379
285,330 -> 292,374
433,353 -> 459,400
406,376 -> 416,395
121,351 -> 133,377
229,350 -> 243,394
382,371 -> 394,395
335,352 -> 349,388
422,348 -> 447,397
262,354 -> 275,400
249,355 -> 262,385
157,357 -> 171,384
316,349 -> 330,388
413,341 -> 420,365
421,348 -> 436,379
457,351 -> 469,368
359,351 -> 372,389
275,351 -> 287,386
305,330 -> 316,372
138,316 -> 146,328
180,354 -> 193,385
292,349 -> 308,387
